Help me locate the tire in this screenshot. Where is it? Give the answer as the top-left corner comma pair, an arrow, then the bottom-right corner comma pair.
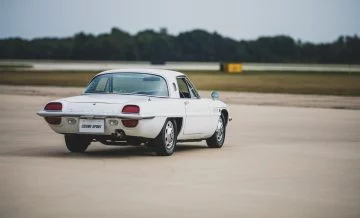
64,134 -> 91,153
206,115 -> 226,148
151,119 -> 177,156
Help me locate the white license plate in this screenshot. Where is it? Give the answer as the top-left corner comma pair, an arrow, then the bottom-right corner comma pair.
79,119 -> 104,133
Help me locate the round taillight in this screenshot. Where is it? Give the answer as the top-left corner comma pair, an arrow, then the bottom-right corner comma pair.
45,102 -> 62,111
122,105 -> 140,114
45,117 -> 62,125
122,120 -> 138,128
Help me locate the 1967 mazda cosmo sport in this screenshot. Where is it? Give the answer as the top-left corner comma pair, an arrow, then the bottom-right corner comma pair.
37,69 -> 230,156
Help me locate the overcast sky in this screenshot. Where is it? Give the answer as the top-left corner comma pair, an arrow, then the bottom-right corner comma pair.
0,0 -> 359,43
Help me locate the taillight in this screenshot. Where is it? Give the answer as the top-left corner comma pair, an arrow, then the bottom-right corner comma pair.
121,105 -> 139,127
45,117 -> 62,125
122,120 -> 138,128
45,102 -> 62,111
122,105 -> 140,114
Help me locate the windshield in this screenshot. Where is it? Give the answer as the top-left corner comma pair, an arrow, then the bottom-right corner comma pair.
84,72 -> 169,97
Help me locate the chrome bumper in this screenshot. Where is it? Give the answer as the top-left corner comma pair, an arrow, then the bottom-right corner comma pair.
37,111 -> 155,120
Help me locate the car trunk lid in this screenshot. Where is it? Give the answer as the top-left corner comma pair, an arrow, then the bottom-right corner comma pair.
62,94 -> 148,114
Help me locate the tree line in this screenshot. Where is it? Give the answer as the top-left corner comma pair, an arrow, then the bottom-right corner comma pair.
0,27 -> 359,64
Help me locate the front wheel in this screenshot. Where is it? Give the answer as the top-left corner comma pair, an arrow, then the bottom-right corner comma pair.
64,134 -> 91,153
151,119 -> 177,156
206,115 -> 226,148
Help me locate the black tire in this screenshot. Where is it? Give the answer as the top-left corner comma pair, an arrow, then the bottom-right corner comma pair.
151,119 -> 177,156
64,134 -> 91,153
206,115 -> 226,148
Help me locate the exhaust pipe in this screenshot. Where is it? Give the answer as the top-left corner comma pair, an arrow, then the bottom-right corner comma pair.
115,129 -> 125,138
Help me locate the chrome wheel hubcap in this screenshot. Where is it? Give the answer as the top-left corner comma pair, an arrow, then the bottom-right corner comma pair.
164,121 -> 175,150
216,118 -> 224,142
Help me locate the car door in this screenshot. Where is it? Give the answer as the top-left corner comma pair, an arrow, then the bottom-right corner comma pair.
176,77 -> 211,135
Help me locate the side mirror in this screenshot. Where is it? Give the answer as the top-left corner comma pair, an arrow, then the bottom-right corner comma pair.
211,91 -> 219,100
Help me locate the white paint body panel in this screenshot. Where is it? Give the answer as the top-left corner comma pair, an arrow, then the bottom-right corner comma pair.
37,69 -> 229,141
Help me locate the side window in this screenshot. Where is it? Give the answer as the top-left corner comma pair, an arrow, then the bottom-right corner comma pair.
86,76 -> 110,93
176,78 -> 191,98
185,78 -> 200,99
176,77 -> 200,99
95,77 -> 110,92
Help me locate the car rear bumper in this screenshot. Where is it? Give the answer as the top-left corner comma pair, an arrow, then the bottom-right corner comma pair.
38,113 -> 166,139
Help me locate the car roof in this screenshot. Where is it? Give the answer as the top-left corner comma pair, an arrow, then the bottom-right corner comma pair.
97,68 -> 184,80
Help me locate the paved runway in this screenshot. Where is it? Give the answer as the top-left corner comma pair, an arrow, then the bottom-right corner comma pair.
0,91 -> 360,218
2,60 -> 360,72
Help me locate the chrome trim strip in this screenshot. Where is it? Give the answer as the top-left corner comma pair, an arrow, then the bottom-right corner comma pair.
37,111 -> 155,120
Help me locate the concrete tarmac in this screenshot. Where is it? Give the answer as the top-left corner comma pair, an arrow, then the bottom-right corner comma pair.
0,91 -> 360,218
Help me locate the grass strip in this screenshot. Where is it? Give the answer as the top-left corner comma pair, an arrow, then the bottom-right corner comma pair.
1,70 -> 360,96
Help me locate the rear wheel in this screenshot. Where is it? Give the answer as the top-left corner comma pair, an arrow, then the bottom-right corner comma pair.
151,119 -> 177,156
64,134 -> 91,153
206,115 -> 226,148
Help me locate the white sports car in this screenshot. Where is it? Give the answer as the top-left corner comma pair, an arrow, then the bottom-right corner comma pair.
37,69 -> 230,156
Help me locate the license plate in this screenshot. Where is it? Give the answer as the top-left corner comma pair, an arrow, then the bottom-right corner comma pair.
79,119 -> 104,133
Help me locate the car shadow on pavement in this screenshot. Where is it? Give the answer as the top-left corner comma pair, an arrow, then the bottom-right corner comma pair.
2,144 -> 208,158
84,144 -> 207,158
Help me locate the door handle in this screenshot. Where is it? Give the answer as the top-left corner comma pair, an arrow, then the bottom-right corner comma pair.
184,100 -> 189,105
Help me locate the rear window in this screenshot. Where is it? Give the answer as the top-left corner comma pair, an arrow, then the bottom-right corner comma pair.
84,72 -> 169,97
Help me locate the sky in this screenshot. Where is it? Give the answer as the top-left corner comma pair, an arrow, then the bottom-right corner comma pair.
0,0 -> 359,43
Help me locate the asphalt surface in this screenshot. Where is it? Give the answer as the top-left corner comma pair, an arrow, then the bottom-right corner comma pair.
0,91 -> 360,218
1,85 -> 360,110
